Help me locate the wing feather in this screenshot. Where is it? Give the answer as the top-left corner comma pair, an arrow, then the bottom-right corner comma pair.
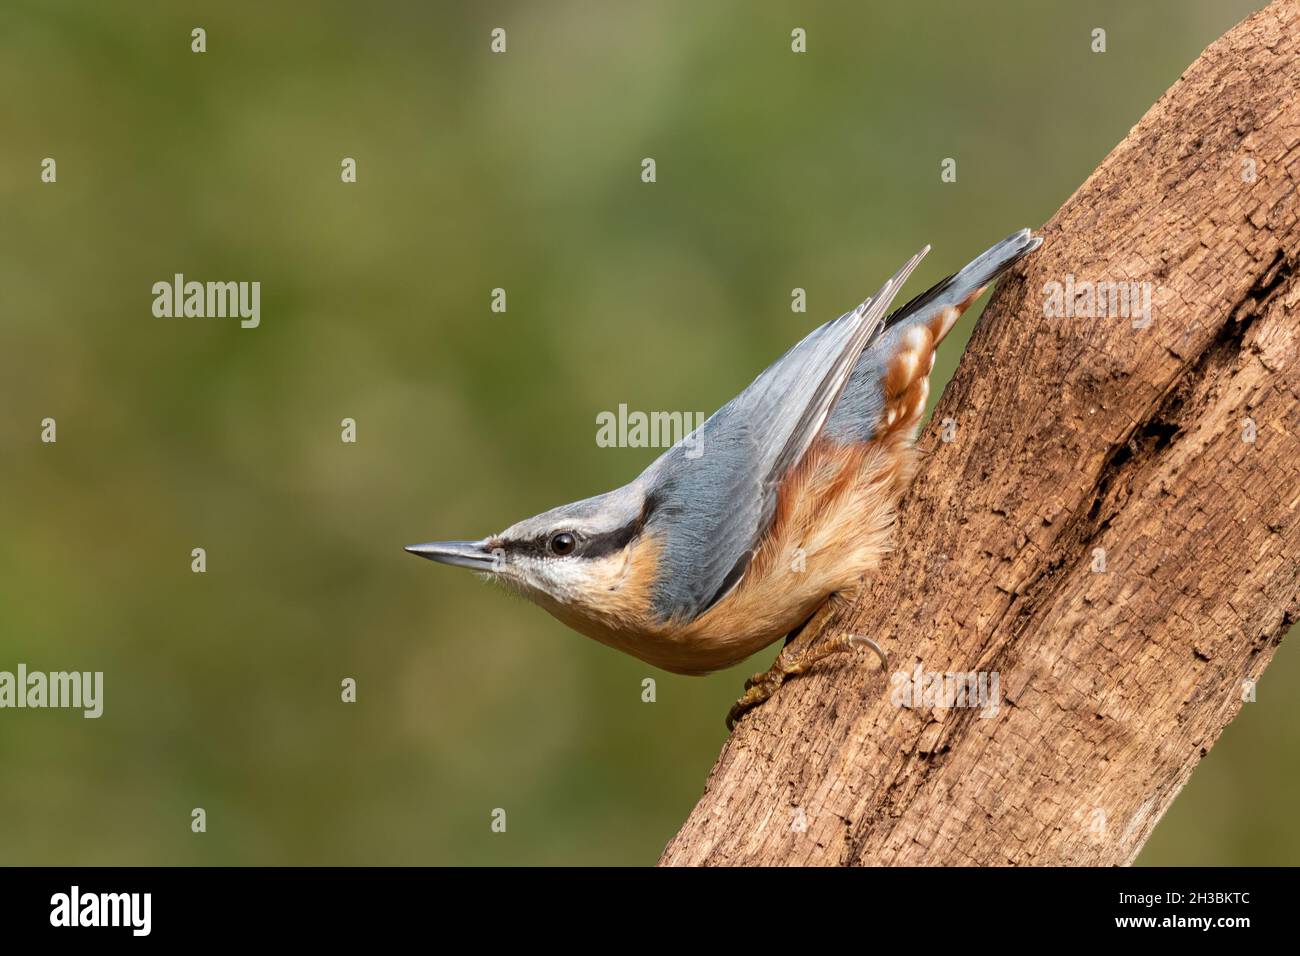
638,247 -> 929,623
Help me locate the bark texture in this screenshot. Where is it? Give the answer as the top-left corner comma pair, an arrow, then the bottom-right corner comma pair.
661,0 -> 1300,867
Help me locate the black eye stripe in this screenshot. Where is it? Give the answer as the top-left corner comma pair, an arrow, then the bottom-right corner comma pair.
500,512 -> 647,561
504,536 -> 553,559
581,520 -> 642,558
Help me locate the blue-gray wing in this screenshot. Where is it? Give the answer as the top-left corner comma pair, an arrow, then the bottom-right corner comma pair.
638,247 -> 929,624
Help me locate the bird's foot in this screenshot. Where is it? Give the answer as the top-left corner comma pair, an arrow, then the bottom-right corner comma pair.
725,605 -> 889,731
727,670 -> 790,730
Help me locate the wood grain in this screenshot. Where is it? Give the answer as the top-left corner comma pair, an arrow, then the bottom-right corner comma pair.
661,0 -> 1300,867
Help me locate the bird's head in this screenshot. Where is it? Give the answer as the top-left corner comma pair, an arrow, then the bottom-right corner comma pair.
405,480 -> 660,628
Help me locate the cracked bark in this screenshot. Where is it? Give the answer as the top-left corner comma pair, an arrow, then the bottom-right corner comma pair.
660,0 -> 1300,867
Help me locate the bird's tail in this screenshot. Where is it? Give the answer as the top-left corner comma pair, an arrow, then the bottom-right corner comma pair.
884,228 -> 1042,342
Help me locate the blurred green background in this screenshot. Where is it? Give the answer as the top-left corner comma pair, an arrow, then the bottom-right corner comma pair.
2,0 -> 1293,866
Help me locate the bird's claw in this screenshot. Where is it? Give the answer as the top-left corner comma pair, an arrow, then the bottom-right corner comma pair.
725,633 -> 890,732
846,634 -> 889,670
727,676 -> 782,731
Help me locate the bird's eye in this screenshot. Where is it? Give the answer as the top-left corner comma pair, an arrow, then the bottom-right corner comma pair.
549,532 -> 576,556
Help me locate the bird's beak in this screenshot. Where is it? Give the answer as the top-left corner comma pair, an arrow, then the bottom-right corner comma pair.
404,539 -> 498,571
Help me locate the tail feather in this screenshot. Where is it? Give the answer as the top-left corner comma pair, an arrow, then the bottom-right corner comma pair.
884,228 -> 1042,342
823,228 -> 1041,446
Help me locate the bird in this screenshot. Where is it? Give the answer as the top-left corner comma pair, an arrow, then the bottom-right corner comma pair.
407,229 -> 1042,729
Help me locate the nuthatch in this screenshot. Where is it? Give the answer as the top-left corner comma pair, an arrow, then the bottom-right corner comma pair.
408,230 -> 1042,728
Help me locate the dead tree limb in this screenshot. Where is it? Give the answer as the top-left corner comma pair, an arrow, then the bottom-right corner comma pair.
660,0 -> 1300,867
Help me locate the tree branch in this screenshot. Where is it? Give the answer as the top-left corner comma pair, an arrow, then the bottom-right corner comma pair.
660,0 -> 1300,867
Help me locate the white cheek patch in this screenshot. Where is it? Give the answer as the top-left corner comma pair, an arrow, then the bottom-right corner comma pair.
544,559 -> 590,597
520,553 -> 629,605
